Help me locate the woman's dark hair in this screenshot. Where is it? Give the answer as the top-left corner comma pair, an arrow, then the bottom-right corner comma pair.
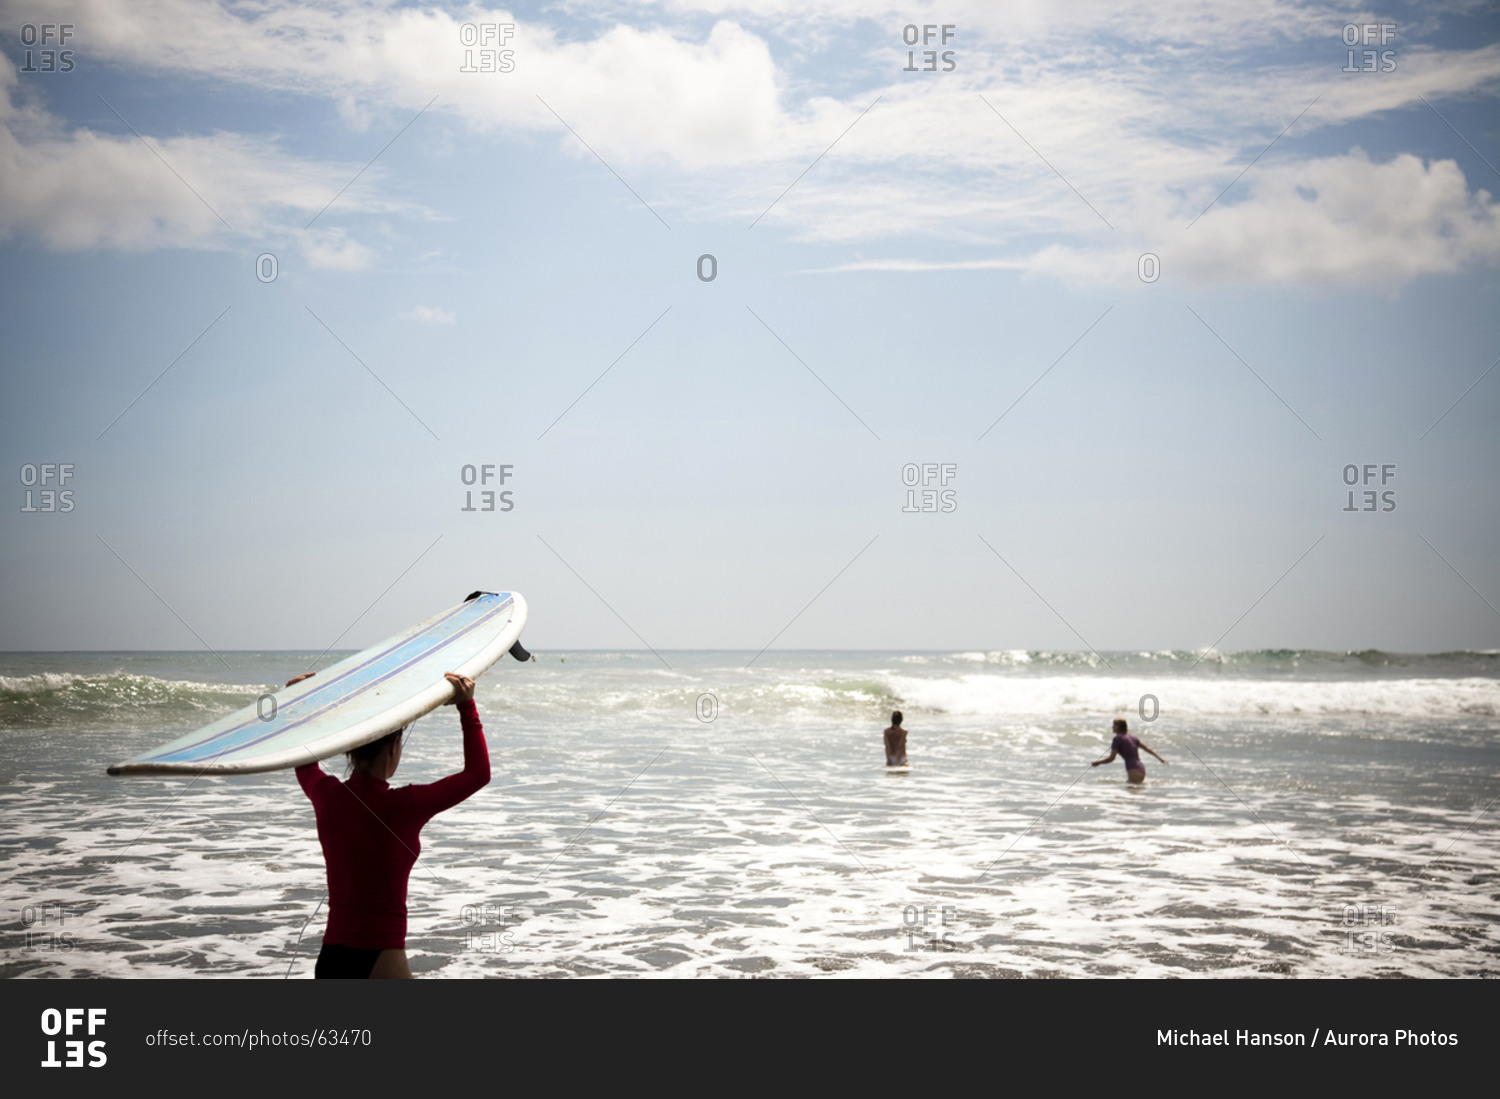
346,728 -> 404,776
1112,718 -> 1128,734
892,711 -> 903,726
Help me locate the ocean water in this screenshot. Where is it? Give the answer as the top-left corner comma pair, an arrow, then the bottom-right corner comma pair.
2,649 -> 1497,978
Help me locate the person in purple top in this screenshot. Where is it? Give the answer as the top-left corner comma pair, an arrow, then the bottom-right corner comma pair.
1091,718 -> 1167,784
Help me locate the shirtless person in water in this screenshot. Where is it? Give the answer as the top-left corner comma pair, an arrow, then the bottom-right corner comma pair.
884,710 -> 908,767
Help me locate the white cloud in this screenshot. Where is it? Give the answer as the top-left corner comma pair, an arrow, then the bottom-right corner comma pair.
1173,149 -> 1500,285
336,95 -> 376,134
0,69 -> 459,279
400,304 -> 456,323
3,0 -> 1500,285
0,58 -> 423,258
301,228 -> 379,271
1010,150 -> 1500,287
808,151 -> 1500,287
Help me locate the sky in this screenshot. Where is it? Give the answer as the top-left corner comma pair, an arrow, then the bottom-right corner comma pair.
0,0 -> 1498,655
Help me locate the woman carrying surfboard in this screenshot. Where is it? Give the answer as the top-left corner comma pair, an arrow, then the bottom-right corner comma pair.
290,670 -> 489,978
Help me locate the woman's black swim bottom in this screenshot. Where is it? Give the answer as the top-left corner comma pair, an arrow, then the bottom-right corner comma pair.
314,943 -> 382,979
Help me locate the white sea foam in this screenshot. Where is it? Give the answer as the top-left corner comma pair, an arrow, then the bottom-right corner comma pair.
2,651 -> 1496,978
0,672 -> 84,692
882,674 -> 1500,718
5,743 -> 1494,979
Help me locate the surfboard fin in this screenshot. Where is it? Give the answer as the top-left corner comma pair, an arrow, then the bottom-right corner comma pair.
509,641 -> 533,662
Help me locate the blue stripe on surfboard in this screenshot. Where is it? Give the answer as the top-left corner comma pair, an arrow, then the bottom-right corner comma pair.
136,594 -> 514,765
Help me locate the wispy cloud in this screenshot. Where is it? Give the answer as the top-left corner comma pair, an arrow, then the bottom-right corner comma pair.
399,305 -> 456,324
0,61 -> 420,261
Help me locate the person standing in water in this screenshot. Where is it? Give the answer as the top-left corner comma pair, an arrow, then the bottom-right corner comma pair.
884,710 -> 909,767
1091,717 -> 1167,783
289,670 -> 489,978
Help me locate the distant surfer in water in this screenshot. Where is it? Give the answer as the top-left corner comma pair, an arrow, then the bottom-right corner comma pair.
289,670 -> 489,978
884,710 -> 909,767
1091,718 -> 1167,783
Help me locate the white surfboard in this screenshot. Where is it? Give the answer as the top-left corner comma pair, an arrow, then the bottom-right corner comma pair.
108,591 -> 528,776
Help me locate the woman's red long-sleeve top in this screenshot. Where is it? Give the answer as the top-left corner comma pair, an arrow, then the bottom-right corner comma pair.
296,699 -> 489,949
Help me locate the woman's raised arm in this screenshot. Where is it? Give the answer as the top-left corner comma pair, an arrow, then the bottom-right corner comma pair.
402,673 -> 490,819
